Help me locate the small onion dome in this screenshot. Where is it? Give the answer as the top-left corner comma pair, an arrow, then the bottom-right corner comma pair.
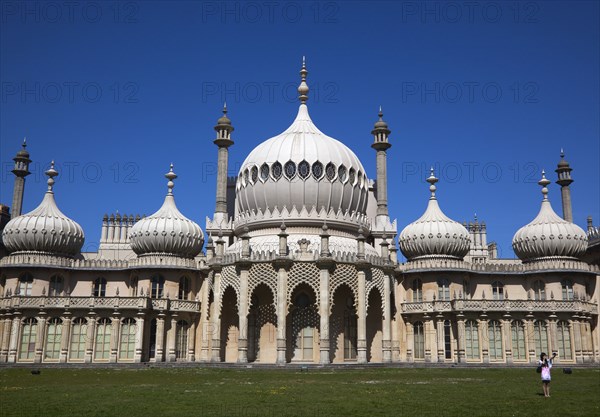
399,169 -> 470,261
512,171 -> 587,262
16,138 -> 30,158
372,107 -> 389,130
2,161 -> 84,256
557,149 -> 570,168
215,103 -> 233,128
129,164 -> 204,258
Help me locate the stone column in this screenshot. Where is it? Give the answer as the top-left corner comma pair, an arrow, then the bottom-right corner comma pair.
436,316 -> 445,362
237,267 -> 249,363
357,267 -> 367,364
155,314 -> 166,362
59,314 -> 72,363
424,317 -> 433,362
213,107 -> 234,218
0,316 -> 12,362
318,261 -> 331,364
406,322 -> 414,363
110,315 -> 121,363
371,110 -> 391,218
457,316 -> 466,363
134,315 -> 145,363
34,313 -> 47,363
84,314 -> 96,363
188,318 -> 196,362
167,315 -> 178,362
7,314 -> 21,363
548,317 -> 558,359
525,317 -> 536,363
391,280 -> 400,362
501,317 -> 512,364
479,317 -> 489,364
211,270 -> 222,362
572,319 -> 583,364
275,260 -> 290,365
382,274 -> 392,363
199,274 -> 212,362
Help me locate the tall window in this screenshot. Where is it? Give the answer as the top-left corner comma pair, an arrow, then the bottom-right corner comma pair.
414,321 -> 424,359
130,276 -> 138,297
69,318 -> 87,360
44,318 -> 62,360
465,320 -> 479,360
19,318 -> 37,360
556,321 -> 572,360
511,320 -> 526,360
94,318 -> 112,360
412,279 -> 423,302
19,274 -> 33,296
492,281 -> 504,300
562,279 -> 574,301
438,278 -> 450,301
444,320 -> 452,359
149,319 -> 157,359
488,320 -> 503,361
151,275 -> 165,299
49,275 -> 64,296
175,320 -> 189,360
534,320 -> 549,355
93,278 -> 107,297
178,276 -> 190,300
119,318 -> 136,360
532,280 -> 546,301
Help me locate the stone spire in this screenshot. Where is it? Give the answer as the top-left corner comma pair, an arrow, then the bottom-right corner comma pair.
298,56 -> 309,105
11,138 -> 31,217
555,149 -> 574,222
371,107 -> 392,218
213,103 -> 234,220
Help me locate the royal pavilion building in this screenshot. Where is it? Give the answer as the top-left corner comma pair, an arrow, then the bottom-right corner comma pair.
0,62 -> 598,366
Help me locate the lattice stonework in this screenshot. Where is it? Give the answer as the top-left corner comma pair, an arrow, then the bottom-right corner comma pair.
207,270 -> 214,293
287,262 -> 321,306
366,267 -> 386,314
329,264 -> 358,308
248,263 -> 277,299
219,265 -> 240,302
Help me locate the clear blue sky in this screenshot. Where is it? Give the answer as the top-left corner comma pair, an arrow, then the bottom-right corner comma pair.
1,1 -> 599,259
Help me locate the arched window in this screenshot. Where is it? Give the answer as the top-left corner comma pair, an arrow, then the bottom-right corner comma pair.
412,279 -> 423,302
413,321 -> 424,359
465,320 -> 479,360
119,318 -> 136,360
49,275 -> 64,296
130,276 -> 138,297
19,274 -> 33,296
298,160 -> 310,180
532,280 -> 546,301
534,320 -> 549,355
284,161 -> 296,179
94,318 -> 112,360
562,279 -> 574,301
271,161 -> 282,180
93,278 -> 107,297
178,276 -> 190,300
312,161 -> 324,180
69,318 -> 87,360
19,318 -> 37,360
175,320 -> 189,360
556,321 -> 572,360
151,275 -> 165,299
260,163 -> 270,182
438,278 -> 450,301
492,281 -> 504,301
44,317 -> 62,360
511,320 -> 526,360
488,320 -> 503,361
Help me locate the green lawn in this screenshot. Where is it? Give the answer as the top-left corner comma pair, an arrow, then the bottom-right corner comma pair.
1,366 -> 598,417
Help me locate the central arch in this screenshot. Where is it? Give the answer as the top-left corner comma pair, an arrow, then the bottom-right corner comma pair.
366,287 -> 383,363
220,286 -> 239,363
286,283 -> 319,363
248,284 -> 277,363
329,284 -> 357,363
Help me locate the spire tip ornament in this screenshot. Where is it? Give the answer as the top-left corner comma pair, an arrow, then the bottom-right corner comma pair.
298,57 -> 309,105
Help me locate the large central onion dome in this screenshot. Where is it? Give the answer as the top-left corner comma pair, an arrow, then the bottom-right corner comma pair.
236,60 -> 369,230
512,171 -> 587,262
399,169 -> 470,261
129,165 -> 204,258
2,162 -> 85,257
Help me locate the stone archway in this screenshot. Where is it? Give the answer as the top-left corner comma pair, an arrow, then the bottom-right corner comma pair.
329,284 -> 357,363
286,283 -> 319,363
248,283 -> 277,363
366,287 -> 383,363
220,286 -> 239,363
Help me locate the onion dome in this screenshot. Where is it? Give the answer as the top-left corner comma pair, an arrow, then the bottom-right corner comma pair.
399,169 -> 470,261
129,164 -> 204,258
512,171 -> 587,262
16,138 -> 30,158
236,58 -> 369,227
215,102 -> 233,128
2,161 -> 85,256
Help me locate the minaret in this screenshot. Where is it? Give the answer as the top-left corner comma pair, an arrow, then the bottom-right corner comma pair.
213,103 -> 234,223
371,107 -> 391,219
11,138 -> 31,218
555,149 -> 573,222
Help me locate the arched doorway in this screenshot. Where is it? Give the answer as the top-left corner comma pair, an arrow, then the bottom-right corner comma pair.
287,284 -> 319,363
366,288 -> 383,363
220,286 -> 239,363
329,284 -> 357,363
248,284 -> 277,363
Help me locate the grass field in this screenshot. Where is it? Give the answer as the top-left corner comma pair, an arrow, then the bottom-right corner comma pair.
1,366 -> 598,417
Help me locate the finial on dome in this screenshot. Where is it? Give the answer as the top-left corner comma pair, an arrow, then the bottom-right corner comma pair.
45,161 -> 58,192
560,148 -> 564,158
22,137 -> 27,148
426,167 -> 438,199
298,57 -> 309,105
165,163 -> 177,194
539,170 -> 551,200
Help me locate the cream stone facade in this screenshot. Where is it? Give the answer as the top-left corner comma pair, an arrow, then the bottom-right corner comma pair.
1,62 -> 598,366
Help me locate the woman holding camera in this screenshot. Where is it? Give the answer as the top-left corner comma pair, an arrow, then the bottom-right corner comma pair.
539,352 -> 557,397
